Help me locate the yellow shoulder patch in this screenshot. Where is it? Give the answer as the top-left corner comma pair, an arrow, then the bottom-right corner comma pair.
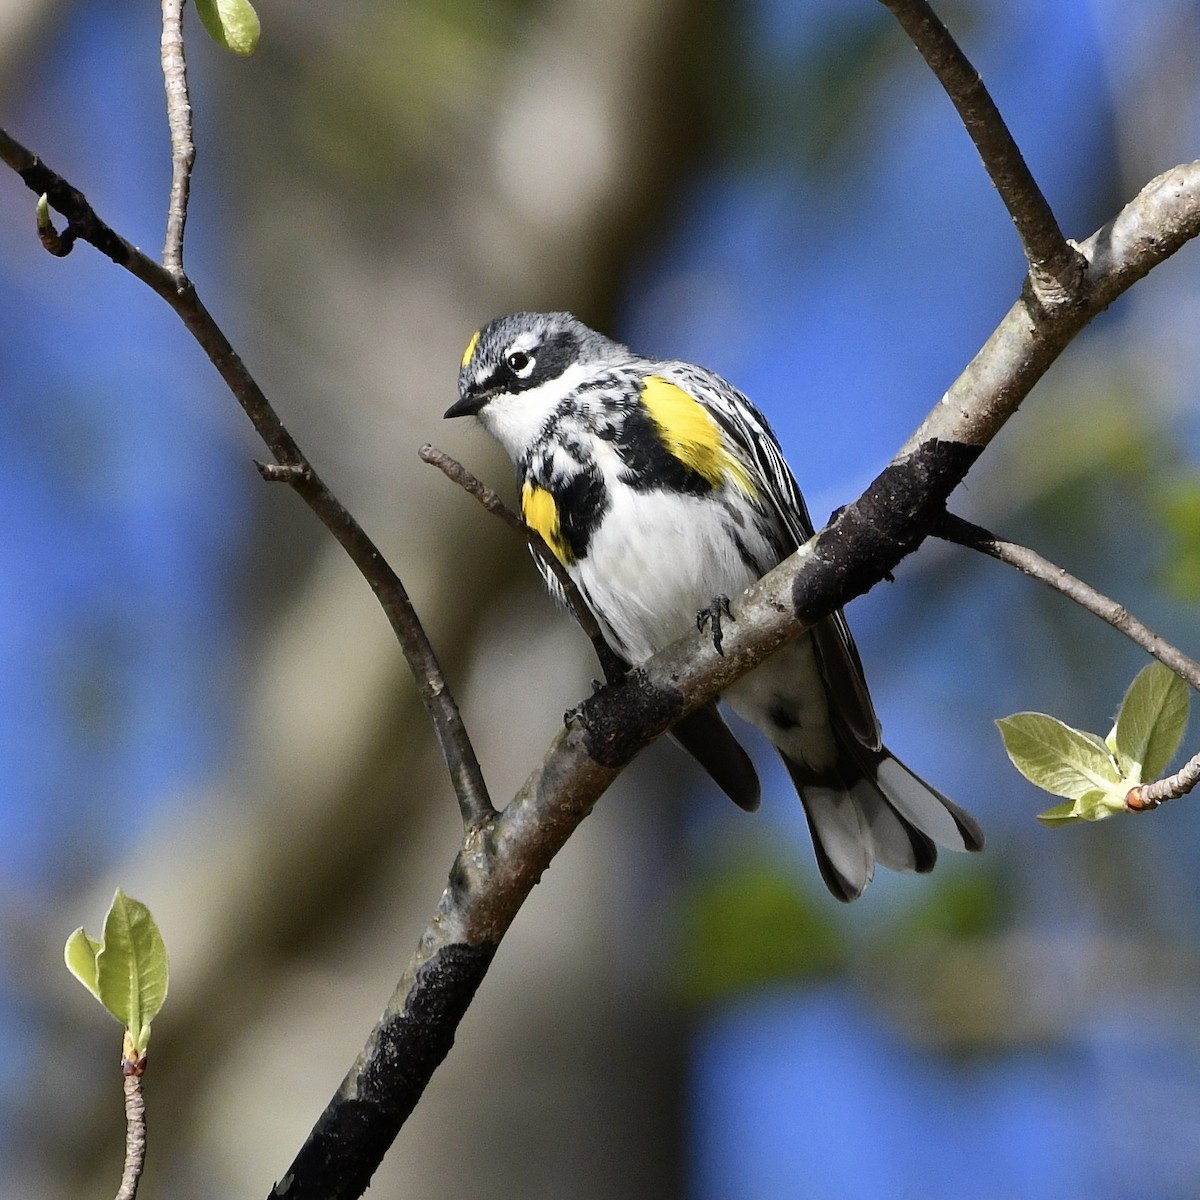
641,375 -> 755,494
522,481 -> 574,565
461,329 -> 482,369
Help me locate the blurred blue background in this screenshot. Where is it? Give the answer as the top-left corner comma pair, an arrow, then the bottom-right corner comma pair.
2,0 -> 1200,1196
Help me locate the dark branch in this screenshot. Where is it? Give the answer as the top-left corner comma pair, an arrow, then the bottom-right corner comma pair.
878,0 -> 1086,306
269,943 -> 496,1199
0,123 -> 495,829
419,444 -> 628,685
1,127 -> 170,291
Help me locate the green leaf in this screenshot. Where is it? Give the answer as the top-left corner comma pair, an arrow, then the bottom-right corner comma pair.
96,890 -> 169,1055
196,0 -> 261,55
997,713 -> 1122,799
1037,800 -> 1087,827
1111,662 -> 1189,782
1036,788 -> 1130,826
64,927 -> 103,1000
67,890 -> 169,1056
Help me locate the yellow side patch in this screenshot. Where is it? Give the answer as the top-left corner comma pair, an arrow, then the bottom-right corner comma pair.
522,481 -> 573,564
641,375 -> 755,494
461,329 -> 481,369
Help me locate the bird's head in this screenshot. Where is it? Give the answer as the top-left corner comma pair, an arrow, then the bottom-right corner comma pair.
446,312 -> 625,460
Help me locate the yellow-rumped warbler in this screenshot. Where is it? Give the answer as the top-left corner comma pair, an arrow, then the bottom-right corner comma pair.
446,311 -> 983,900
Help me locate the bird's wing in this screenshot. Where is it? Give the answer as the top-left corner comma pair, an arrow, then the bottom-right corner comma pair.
667,362 -> 883,750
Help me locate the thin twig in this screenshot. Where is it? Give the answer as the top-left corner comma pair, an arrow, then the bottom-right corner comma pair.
935,512 -> 1200,690
419,445 -> 628,684
0,124 -> 495,829
159,0 -> 194,277
115,1064 -> 147,1200
1128,752 -> 1200,810
937,513 -> 1200,812
877,0 -> 1086,307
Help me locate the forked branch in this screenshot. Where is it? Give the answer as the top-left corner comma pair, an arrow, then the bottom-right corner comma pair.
268,157 -> 1200,1200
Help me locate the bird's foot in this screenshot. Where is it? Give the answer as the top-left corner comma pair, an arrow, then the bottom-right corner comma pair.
697,594 -> 733,656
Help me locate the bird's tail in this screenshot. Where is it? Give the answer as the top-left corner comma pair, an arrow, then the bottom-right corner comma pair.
781,742 -> 983,902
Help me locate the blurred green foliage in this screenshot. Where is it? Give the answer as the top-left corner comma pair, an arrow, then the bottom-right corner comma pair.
675,848 -> 1010,1012
1157,474 -> 1200,602
676,854 -> 846,1006
283,0 -> 531,191
883,868 -> 1008,945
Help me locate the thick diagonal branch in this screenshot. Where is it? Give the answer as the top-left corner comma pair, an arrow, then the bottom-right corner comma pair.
268,160 -> 1200,1200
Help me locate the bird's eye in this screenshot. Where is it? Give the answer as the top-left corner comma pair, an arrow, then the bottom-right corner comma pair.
506,350 -> 535,378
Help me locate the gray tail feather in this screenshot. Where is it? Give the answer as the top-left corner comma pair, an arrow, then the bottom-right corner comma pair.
781,743 -> 984,902
672,702 -> 762,812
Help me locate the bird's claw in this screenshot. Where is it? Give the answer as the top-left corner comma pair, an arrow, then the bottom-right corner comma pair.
697,595 -> 733,656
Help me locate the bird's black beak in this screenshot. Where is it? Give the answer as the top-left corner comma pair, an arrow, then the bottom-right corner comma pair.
443,392 -> 487,419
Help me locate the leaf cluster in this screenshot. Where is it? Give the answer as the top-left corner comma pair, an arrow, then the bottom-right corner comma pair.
998,663 -> 1189,825
64,890 -> 169,1058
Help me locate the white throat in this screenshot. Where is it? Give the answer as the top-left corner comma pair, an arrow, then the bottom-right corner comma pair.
477,361 -> 593,463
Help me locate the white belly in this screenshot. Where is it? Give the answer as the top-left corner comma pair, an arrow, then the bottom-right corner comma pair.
571,482 -> 773,663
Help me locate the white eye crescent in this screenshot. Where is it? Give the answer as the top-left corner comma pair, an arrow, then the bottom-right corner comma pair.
506,349 -> 535,378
